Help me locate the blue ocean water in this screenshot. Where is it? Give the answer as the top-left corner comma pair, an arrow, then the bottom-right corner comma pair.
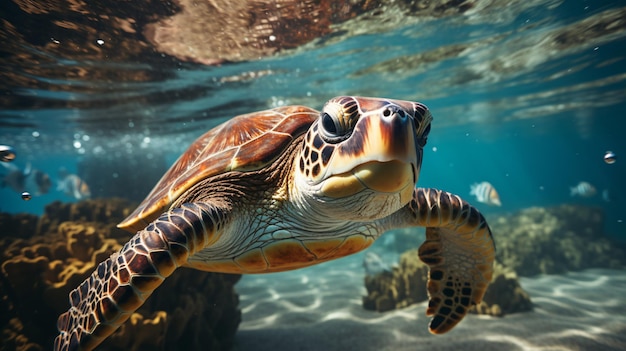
2,1 -> 626,350
2,0 -> 624,239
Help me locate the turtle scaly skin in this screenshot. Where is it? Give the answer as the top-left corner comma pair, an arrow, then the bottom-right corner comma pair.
55,203 -> 226,350
393,188 -> 494,331
55,97 -> 495,351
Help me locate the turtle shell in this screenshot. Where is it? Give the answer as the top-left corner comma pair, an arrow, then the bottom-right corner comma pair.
118,105 -> 318,232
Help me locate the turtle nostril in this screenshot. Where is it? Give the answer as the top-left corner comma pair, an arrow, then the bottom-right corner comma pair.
382,106 -> 407,119
382,108 -> 393,118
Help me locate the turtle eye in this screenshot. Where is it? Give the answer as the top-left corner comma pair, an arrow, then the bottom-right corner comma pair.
321,112 -> 338,135
319,111 -> 348,143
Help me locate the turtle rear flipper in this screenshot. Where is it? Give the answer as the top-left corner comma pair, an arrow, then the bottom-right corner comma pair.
406,188 -> 496,334
55,202 -> 227,351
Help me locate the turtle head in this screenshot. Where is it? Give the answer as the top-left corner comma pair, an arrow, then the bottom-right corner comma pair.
294,96 -> 432,220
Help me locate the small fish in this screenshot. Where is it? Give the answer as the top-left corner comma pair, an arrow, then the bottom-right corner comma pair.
1,162 -> 51,195
603,151 -> 617,164
363,252 -> 391,276
569,181 -> 596,197
57,171 -> 91,200
469,181 -> 501,206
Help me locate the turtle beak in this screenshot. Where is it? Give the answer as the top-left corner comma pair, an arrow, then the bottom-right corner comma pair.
329,105 -> 419,170
320,107 -> 421,198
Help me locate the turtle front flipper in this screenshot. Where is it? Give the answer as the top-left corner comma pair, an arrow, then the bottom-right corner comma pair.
54,202 -> 228,351
393,188 -> 496,334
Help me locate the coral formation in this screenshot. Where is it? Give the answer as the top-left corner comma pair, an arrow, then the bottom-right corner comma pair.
0,212 -> 39,239
362,250 -> 532,316
489,205 -> 626,276
1,199 -> 241,351
469,263 -> 532,316
363,204 -> 626,316
362,250 -> 428,312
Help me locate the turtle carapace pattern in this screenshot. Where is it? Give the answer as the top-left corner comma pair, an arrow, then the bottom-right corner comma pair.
55,96 -> 496,351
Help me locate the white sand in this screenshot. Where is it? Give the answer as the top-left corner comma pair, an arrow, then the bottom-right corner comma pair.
233,252 -> 626,350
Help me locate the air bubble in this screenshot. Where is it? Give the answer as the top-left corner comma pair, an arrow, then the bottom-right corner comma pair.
21,192 -> 32,201
604,151 -> 616,164
0,145 -> 16,162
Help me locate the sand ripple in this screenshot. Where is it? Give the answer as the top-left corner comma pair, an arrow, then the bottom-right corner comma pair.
235,253 -> 626,350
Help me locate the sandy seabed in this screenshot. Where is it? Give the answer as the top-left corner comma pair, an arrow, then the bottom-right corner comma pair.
233,253 -> 626,351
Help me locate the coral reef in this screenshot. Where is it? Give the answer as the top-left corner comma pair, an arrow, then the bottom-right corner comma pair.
363,204 -> 626,316
469,263 -> 532,316
489,205 -> 626,276
33,198 -> 138,238
362,250 -> 428,312
0,212 -> 39,239
1,199 -> 241,351
362,250 -> 532,316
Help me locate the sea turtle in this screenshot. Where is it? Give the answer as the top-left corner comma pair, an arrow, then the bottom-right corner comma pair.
55,96 -> 495,351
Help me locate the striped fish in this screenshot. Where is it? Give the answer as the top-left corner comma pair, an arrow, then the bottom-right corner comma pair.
470,181 -> 501,207
1,162 -> 51,195
570,181 -> 596,197
57,173 -> 91,200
